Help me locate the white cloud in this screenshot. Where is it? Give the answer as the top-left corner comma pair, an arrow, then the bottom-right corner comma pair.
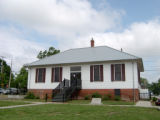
0,0 -> 124,73
0,0 -> 123,37
70,19 -> 160,82
0,0 -> 160,82
0,27 -> 44,72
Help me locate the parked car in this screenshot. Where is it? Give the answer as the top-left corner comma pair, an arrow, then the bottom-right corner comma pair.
5,88 -> 19,95
0,88 -> 4,94
2,89 -> 8,94
155,99 -> 160,106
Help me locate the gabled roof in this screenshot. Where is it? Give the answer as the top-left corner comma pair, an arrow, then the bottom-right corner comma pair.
25,46 -> 143,71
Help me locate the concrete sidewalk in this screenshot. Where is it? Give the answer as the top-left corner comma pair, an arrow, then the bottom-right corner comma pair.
0,100 -> 160,109
0,102 -> 51,109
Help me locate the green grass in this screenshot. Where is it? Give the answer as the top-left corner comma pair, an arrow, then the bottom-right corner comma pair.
0,104 -> 159,120
68,100 -> 90,104
22,99 -> 46,102
102,100 -> 135,105
0,100 -> 30,107
68,100 -> 134,105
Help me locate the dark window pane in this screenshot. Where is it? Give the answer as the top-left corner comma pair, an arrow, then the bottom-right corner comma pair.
114,89 -> 121,96
70,66 -> 81,71
94,65 -> 100,81
38,68 -> 44,82
55,67 -> 60,82
115,64 -> 122,81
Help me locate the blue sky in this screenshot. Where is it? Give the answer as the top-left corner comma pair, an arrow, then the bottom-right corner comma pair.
0,0 -> 160,83
107,0 -> 160,24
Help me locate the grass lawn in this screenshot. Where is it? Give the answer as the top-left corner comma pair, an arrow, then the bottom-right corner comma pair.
0,104 -> 159,120
22,99 -> 54,102
102,100 -> 134,105
68,100 -> 90,104
0,100 -> 30,107
22,99 -> 46,102
68,100 -> 134,105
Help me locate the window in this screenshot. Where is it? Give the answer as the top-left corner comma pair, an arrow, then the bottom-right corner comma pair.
111,64 -> 125,81
51,67 -> 62,82
55,67 -> 60,82
70,66 -> 81,72
94,65 -> 100,81
114,89 -> 121,96
35,68 -> 46,83
115,64 -> 122,81
90,65 -> 103,82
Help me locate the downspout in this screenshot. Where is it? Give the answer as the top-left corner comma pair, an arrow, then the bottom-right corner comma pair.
132,61 -> 135,103
28,68 -> 31,90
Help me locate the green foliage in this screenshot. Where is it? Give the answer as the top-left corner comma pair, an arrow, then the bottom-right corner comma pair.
35,96 -> 40,99
103,94 -> 112,101
0,58 -> 14,88
149,79 -> 160,95
152,97 -> 157,102
140,77 -> 149,89
114,96 -> 121,101
37,47 -> 60,59
84,95 -> 90,100
91,92 -> 102,98
13,67 -> 28,90
25,92 -> 36,99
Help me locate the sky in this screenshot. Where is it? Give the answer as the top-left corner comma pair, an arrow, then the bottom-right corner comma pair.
0,0 -> 160,83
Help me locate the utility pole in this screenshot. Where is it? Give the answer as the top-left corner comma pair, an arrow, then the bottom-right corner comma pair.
9,59 -> 12,88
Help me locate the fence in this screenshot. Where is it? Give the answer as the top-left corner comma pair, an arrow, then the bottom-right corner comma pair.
139,93 -> 151,100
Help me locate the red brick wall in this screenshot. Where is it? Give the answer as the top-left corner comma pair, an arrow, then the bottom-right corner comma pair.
28,89 -> 139,101
78,89 -> 139,101
28,89 -> 53,99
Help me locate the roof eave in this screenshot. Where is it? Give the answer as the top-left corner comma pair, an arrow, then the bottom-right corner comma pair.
24,58 -> 141,68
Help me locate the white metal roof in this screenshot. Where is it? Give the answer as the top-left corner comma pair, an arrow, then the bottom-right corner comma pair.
26,46 -> 143,71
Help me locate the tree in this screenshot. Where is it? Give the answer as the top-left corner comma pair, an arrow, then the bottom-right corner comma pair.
13,67 -> 28,90
148,79 -> 160,95
140,77 -> 149,89
0,58 -> 14,88
37,47 -> 60,59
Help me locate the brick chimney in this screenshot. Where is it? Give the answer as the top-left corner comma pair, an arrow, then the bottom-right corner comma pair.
91,38 -> 94,47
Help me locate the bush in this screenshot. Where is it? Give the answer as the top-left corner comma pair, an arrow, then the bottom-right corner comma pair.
114,96 -> 121,101
92,92 -> 102,98
103,94 -> 112,101
84,95 -> 90,100
152,97 -> 157,102
24,92 -> 36,99
35,96 -> 40,99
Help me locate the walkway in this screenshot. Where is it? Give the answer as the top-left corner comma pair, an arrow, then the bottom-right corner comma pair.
0,100 -> 160,109
0,102 -> 52,109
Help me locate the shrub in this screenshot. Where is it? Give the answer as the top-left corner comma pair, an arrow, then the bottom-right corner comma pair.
84,95 -> 90,100
152,97 -> 157,102
92,92 -> 102,98
114,96 -> 121,101
35,96 -> 40,99
103,95 -> 109,101
103,94 -> 112,101
24,92 -> 36,99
